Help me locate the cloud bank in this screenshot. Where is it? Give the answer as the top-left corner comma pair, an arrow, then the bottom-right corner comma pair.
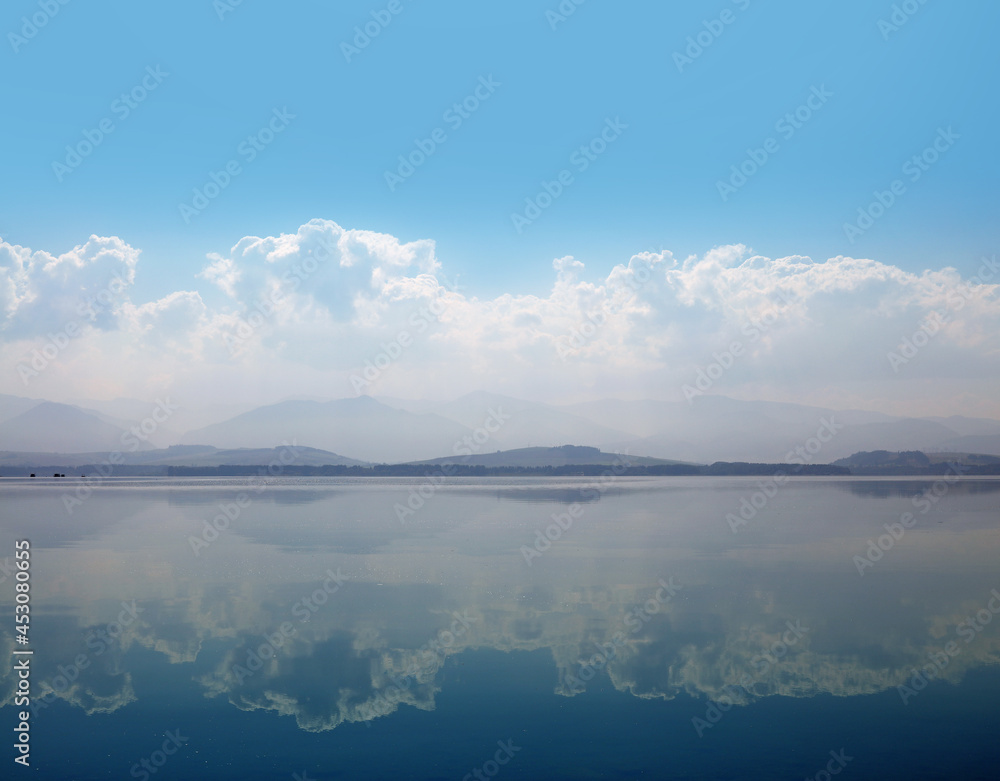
2,219 -> 998,416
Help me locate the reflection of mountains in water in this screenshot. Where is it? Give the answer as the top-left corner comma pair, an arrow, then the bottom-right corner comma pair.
835,479 -> 1000,499
166,487 -> 341,507
492,487 -> 608,504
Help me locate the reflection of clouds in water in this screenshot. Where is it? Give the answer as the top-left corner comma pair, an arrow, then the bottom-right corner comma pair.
198,630 -> 420,732
4,478 -> 1000,730
558,585 -> 1000,708
3,576 -> 1000,728
182,581 -> 1000,730
196,618 -> 481,732
132,598 -> 205,664
0,615 -> 137,716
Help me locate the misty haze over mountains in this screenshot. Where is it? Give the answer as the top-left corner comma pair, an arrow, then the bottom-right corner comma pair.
3,391 -> 1000,465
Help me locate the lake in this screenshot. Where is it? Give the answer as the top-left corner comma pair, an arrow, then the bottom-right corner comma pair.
2,475 -> 1000,779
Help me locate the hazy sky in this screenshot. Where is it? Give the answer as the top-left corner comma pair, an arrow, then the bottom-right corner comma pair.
2,1 -> 998,417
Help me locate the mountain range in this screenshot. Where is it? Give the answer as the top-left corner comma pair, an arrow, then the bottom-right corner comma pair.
3,391 -> 1000,465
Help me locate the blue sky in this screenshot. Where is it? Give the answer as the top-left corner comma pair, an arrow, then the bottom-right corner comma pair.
5,0 -> 998,296
2,1 -> 999,415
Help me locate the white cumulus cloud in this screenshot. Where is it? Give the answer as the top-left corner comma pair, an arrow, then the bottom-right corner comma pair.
1,221 -> 998,417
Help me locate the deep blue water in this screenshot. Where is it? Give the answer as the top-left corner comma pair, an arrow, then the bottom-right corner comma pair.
1,476 -> 999,779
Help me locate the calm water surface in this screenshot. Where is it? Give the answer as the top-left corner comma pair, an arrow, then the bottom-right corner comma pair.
1,476 -> 999,779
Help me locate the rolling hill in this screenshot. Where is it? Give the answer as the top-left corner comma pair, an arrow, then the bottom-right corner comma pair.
410,444 -> 690,468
